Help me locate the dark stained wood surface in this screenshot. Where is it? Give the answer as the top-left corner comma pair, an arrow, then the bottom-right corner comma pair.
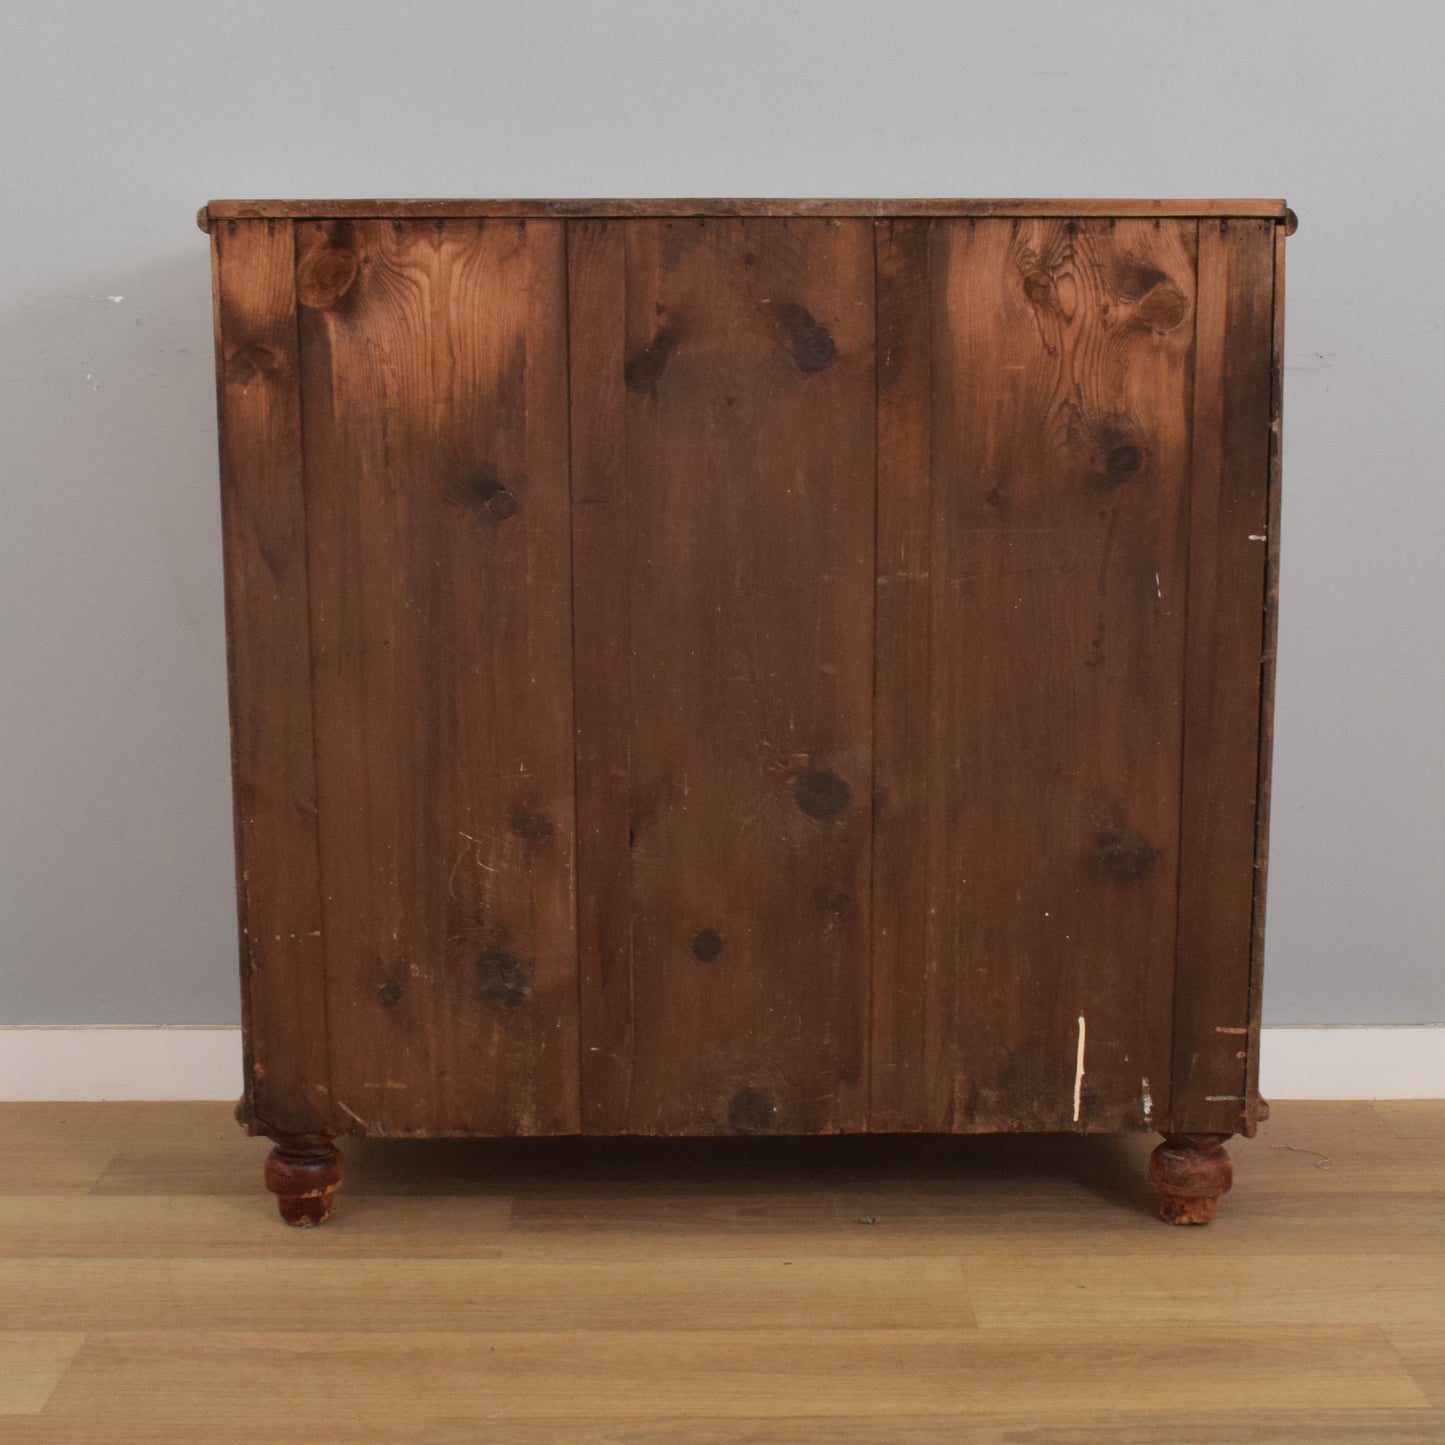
294,218 -> 578,1137
1169,219 -> 1277,1136
201,198 -> 1291,229
210,201 -> 1287,1145
569,217 -> 876,1135
872,217 -> 1198,1134
566,219 -> 637,1131
870,219 -> 935,1128
1250,220 -> 1289,1125
210,218 -> 331,1137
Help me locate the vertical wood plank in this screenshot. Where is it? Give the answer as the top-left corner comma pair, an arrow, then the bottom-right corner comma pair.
568,220 -> 635,1131
870,219 -> 935,1129
296,218 -> 577,1136
572,217 -> 877,1135
1169,218 -> 1276,1136
1247,220 -> 1288,1131
873,217 -> 1197,1133
211,218 -> 330,1135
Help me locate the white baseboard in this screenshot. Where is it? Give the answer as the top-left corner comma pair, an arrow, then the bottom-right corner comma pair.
0,1027 -> 244,1102
0,1025 -> 1441,1102
1257,1025 -> 1445,1102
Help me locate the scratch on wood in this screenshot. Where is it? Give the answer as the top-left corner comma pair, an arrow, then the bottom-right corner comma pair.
1073,1013 -> 1087,1123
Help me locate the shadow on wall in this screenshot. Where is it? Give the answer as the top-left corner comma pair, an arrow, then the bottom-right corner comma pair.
1,238 -> 243,1023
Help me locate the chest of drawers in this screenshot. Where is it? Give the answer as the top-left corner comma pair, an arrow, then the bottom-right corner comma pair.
202,197 -> 1289,1226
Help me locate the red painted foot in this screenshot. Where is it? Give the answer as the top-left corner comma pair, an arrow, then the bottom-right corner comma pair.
1149,1133 -> 1233,1225
264,1134 -> 341,1226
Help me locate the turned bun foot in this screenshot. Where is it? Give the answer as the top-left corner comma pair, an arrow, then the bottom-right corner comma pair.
263,1134 -> 342,1226
1149,1133 -> 1233,1225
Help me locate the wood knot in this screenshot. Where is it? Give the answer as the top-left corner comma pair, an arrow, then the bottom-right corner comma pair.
789,317 -> 836,374
760,300 -> 837,375
691,928 -> 723,963
224,342 -> 281,385
1021,270 -> 1056,307
1105,444 -> 1144,483
509,804 -> 554,846
1090,802 -> 1160,883
1134,281 -> 1189,333
794,768 -> 853,821
451,469 -> 520,520
1073,416 -> 1147,491
485,486 -> 518,519
376,980 -> 402,1008
624,328 -> 679,391
1112,258 -> 1168,300
476,951 -> 532,1010
728,1086 -> 776,1134
296,244 -> 359,309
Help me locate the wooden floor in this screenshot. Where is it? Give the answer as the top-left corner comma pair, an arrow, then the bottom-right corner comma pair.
1,1101 -> 1442,1442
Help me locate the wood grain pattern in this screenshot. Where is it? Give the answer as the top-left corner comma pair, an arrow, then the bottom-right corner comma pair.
1170,218 -> 1277,1135
38,1327 -> 1422,1422
1249,218 -> 1289,1121
294,218 -> 577,1137
201,198 -> 1291,228
870,219 -> 934,1127
968,1255 -> 1445,1328
566,219 -> 635,1130
208,200 -> 1287,1158
570,217 -> 876,1135
0,1332 -> 84,1415
1386,1328 -> 1445,1407
8,1101 -> 1445,1438
873,217 -> 1197,1134
0,1256 -> 970,1333
211,217 -> 331,1136
16,1410 -> 1445,1445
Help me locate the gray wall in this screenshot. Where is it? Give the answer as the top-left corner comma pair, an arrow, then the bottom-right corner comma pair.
2,1 -> 1440,1025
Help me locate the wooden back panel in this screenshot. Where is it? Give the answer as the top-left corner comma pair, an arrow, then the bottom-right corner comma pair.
872,218 -> 1197,1133
569,218 -> 877,1135
293,218 -> 576,1136
212,204 -> 1283,1139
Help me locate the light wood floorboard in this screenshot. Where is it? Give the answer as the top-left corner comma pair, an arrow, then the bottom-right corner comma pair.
0,1099 -> 1441,1440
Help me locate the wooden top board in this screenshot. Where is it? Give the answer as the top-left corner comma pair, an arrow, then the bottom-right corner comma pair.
199,198 -> 1295,230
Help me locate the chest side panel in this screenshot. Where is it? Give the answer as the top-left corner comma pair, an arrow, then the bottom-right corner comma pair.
873,216 -> 1198,1132
1170,218 -> 1278,1135
213,218 -> 330,1135
295,217 -> 577,1136
570,216 -> 877,1135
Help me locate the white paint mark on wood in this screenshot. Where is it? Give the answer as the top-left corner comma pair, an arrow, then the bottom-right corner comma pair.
1073,1013 -> 1087,1123
1141,1076 -> 1153,1119
456,830 -> 498,873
